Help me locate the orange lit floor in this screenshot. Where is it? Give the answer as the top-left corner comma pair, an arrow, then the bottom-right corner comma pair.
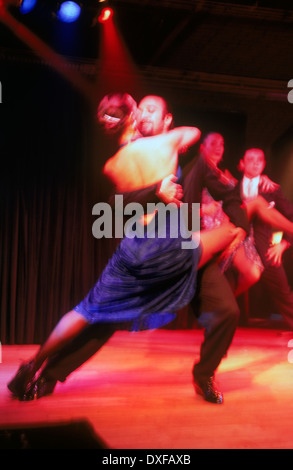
1,327 -> 293,449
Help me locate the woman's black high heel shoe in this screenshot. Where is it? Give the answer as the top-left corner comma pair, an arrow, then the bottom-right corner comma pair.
23,375 -> 57,401
7,360 -> 36,400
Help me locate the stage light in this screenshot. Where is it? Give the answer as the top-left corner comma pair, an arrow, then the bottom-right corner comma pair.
57,1 -> 81,23
19,0 -> 37,14
98,7 -> 113,23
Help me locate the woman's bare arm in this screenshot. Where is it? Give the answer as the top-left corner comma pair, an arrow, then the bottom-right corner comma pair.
167,126 -> 201,152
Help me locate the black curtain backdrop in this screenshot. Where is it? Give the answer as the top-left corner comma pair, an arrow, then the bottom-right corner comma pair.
0,61 -> 118,344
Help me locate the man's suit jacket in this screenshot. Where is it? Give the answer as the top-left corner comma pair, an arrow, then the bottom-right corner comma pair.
183,154 -> 249,233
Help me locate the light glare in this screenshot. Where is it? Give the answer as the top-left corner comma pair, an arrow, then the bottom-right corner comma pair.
19,0 -> 37,14
98,7 -> 113,23
57,1 -> 81,23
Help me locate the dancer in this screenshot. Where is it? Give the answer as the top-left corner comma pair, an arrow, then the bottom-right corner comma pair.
237,148 -> 293,329
199,132 -> 266,295
183,133 -> 248,403
182,131 -> 293,400
8,93 -> 239,402
196,133 -> 293,296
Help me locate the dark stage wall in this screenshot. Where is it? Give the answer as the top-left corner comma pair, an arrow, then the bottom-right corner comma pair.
0,62 -> 116,344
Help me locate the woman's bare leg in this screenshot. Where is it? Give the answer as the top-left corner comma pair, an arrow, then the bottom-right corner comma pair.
246,196 -> 293,234
232,245 -> 262,296
31,311 -> 89,373
8,310 -> 89,398
196,223 -> 238,269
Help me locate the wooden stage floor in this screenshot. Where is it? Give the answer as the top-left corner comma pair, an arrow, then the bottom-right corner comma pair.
1,327 -> 293,450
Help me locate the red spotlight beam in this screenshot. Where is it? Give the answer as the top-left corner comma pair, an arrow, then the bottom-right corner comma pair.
0,2 -> 96,102
97,11 -> 142,99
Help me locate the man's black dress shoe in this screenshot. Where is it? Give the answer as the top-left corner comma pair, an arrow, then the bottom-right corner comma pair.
23,375 -> 57,401
7,360 -> 36,400
193,376 -> 223,404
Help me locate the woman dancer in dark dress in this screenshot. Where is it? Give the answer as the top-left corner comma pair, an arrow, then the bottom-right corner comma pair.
6,93 -> 250,401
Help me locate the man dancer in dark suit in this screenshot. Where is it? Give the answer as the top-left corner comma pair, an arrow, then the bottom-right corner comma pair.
238,148 -> 293,329
183,132 -> 249,403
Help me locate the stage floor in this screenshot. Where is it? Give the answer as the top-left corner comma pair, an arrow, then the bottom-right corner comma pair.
1,327 -> 293,449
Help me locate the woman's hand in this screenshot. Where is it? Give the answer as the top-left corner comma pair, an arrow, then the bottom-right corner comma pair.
218,226 -> 247,261
156,174 -> 183,206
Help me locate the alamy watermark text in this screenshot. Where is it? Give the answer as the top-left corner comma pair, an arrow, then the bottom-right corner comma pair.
92,196 -> 200,249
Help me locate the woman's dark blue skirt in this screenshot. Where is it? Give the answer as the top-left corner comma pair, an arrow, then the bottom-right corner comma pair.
74,211 -> 200,331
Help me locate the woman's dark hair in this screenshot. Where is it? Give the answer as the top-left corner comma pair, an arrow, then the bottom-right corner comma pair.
97,93 -> 137,134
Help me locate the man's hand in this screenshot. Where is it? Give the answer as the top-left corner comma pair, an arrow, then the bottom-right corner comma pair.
266,240 -> 290,266
156,174 -> 183,206
259,175 -> 279,193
